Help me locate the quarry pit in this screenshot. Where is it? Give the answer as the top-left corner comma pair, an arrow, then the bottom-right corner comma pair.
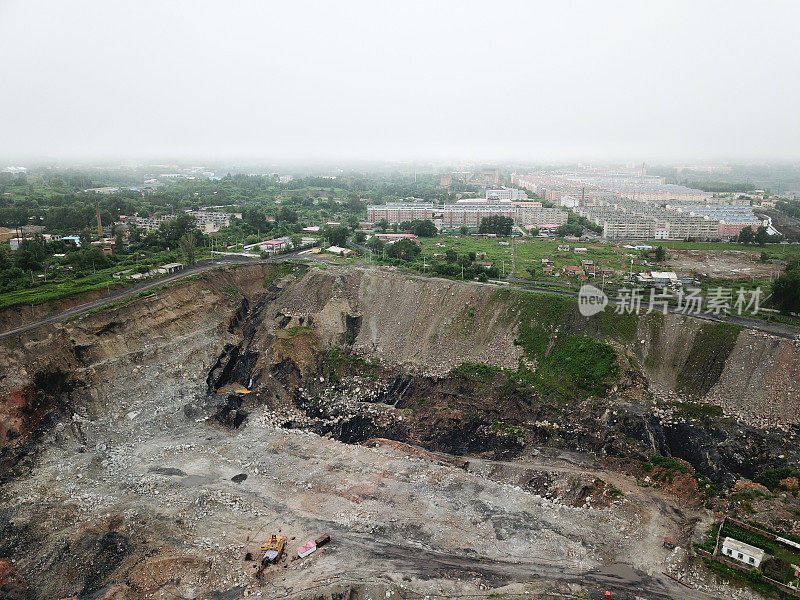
1,262 -> 799,600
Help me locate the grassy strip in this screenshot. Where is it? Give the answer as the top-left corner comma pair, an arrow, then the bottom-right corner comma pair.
263,261 -> 309,288
0,273 -> 124,309
78,274 -> 205,318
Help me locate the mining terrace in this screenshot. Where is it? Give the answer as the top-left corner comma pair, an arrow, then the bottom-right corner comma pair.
1,262 -> 798,600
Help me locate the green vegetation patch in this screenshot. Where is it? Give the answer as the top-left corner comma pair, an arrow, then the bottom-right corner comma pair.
535,335 -> 618,398
674,401 -> 724,419
450,362 -> 503,381
0,272 -> 123,309
263,261 -> 308,288
323,345 -> 382,383
490,420 -> 527,439
596,309 -> 638,343
490,289 -> 620,399
754,467 -> 800,492
650,454 -> 689,473
274,325 -> 314,339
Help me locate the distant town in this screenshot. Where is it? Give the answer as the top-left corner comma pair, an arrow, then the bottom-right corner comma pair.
0,162 -> 798,318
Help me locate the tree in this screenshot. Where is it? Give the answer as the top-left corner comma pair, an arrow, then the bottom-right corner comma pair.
529,228 -> 540,237
14,239 -> 46,272
114,232 -> 126,254
772,268 -> 800,313
654,246 -> 666,261
459,225 -> 470,236
68,247 -> 110,273
555,222 -> 583,237
179,232 -> 197,265
79,229 -> 93,248
737,226 -> 754,245
386,238 -> 421,261
445,249 -> 457,263
345,194 -> 365,215
400,219 -> 437,237
378,218 -> 389,232
353,231 -> 366,244
366,236 -> 385,254
276,206 -> 298,223
478,215 -> 514,236
754,225 -> 770,246
323,225 -> 349,247
243,206 -> 269,231
159,214 -> 197,248
290,234 -> 303,250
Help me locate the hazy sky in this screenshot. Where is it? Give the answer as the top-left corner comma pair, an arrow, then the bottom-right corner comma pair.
1,0 -> 799,163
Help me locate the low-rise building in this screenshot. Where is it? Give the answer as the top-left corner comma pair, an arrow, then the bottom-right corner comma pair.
486,187 -> 527,201
373,233 -> 419,244
721,537 -> 765,568
651,271 -> 679,286
326,246 -> 355,257
562,266 -> 585,277
159,263 -> 184,274
260,239 -> 287,253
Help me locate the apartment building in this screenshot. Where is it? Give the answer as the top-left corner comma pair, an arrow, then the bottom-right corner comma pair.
576,198 -> 722,240
186,210 -> 240,233
440,203 -> 515,228
517,206 -> 568,229
366,203 -> 437,224
486,187 -> 528,201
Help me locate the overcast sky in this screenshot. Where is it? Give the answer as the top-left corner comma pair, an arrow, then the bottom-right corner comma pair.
1,0 -> 799,164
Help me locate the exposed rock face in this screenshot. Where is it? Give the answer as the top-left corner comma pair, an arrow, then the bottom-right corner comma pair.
0,262 -> 799,598
1,263 -> 799,465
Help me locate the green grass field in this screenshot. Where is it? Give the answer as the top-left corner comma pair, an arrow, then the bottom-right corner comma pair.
0,250 -> 187,309
0,271 -> 122,309
418,235 -> 627,279
658,240 -> 800,261
418,234 -> 800,282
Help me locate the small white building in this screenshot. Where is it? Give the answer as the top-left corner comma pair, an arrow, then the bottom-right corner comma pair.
159,262 -> 185,274
325,245 -> 355,257
721,537 -> 765,568
650,271 -> 679,286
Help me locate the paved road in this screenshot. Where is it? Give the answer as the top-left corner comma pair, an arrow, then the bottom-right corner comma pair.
347,239 -> 800,340
508,277 -> 800,340
0,253 -> 300,341
4,253 -> 799,343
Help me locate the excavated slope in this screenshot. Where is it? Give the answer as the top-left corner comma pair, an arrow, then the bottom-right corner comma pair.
0,262 -> 798,599
1,263 -> 799,452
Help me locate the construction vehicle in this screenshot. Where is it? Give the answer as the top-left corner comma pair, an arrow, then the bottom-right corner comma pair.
255,534 -> 286,577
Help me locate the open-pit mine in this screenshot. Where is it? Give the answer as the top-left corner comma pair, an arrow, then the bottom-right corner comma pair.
1,262 -> 799,600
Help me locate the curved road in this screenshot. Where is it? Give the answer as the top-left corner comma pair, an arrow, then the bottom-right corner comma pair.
506,276 -> 800,340
0,253 -> 301,341
3,252 -> 799,342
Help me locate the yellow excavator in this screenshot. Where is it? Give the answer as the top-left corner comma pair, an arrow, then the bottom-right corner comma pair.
255,534 -> 286,577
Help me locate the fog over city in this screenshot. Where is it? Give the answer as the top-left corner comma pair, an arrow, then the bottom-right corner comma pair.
1,0 -> 800,163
